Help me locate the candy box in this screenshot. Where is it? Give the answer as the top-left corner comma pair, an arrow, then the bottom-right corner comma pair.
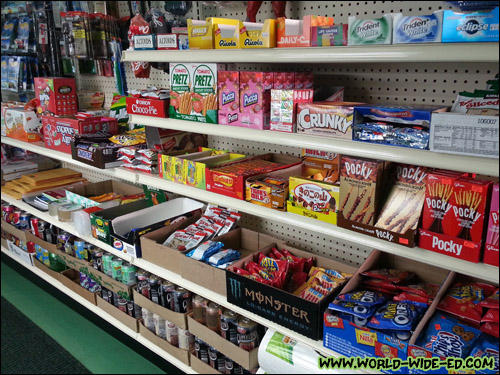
270,89 -> 314,133
227,242 -> 357,340
301,149 -> 340,184
42,116 -> 118,154
4,108 -> 42,142
187,19 -> 214,49
273,72 -> 295,90
126,96 -> 169,118
206,153 -> 301,200
484,183 -> 499,267
213,18 -> 243,49
218,71 -> 241,126
240,19 -> 276,48
156,33 -> 179,50
277,16 -> 334,48
287,176 -> 339,225
295,72 -> 314,90
34,77 -> 77,116
442,7 -> 499,43
392,12 -> 443,44
239,71 -> 273,130
297,102 -> 363,140
77,91 -> 105,109
348,15 -> 393,45
311,24 -> 348,46
323,250 -> 454,374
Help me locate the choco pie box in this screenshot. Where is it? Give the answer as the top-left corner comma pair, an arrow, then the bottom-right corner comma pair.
484,183 -> 499,266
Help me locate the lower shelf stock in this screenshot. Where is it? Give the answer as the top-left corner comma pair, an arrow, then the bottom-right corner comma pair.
0,246 -> 196,374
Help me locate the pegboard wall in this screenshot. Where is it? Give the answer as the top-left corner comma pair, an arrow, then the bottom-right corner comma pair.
74,1 -> 497,266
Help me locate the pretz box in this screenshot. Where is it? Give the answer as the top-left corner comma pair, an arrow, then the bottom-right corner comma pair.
34,77 -> 77,115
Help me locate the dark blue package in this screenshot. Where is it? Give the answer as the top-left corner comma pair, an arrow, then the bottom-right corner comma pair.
366,301 -> 426,331
469,336 -> 499,374
337,290 -> 387,307
328,300 -> 377,320
378,329 -> 413,341
417,314 -> 482,358
1,18 -> 18,50
336,311 -> 369,327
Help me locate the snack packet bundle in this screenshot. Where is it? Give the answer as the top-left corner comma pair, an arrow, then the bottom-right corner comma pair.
451,74 -> 499,115
480,289 -> 499,339
128,87 -> 170,100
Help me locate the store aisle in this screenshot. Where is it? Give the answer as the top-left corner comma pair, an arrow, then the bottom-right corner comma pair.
1,260 -> 166,374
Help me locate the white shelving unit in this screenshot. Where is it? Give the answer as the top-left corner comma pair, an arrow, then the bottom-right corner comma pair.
122,43 -> 500,64
0,246 -> 196,375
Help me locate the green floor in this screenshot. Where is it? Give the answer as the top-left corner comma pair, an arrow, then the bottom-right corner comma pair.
1,259 -> 166,374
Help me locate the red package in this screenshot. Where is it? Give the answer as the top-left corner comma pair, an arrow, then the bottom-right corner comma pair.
361,269 -> 415,284
129,14 -> 151,78
393,292 -> 433,305
246,261 -> 271,280
286,271 -> 308,293
397,283 -> 441,299
271,248 -> 286,260
437,283 -> 486,326
303,257 -> 314,274
482,308 -> 500,323
258,252 -> 288,273
270,269 -> 287,290
479,289 -> 499,309
364,287 -> 399,296
480,322 -> 499,338
281,248 -> 306,272
362,278 -> 399,291
234,267 -> 252,277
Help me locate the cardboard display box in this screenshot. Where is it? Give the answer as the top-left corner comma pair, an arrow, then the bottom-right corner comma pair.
323,250 -> 454,374
7,240 -> 34,266
34,77 -> 77,116
138,320 -> 190,366
4,108 -> 42,142
1,220 -> 28,244
33,257 -> 61,280
87,266 -> 134,301
56,251 -> 89,274
71,135 -> 123,169
126,96 -> 169,118
187,19 -> 214,49
301,149 -> 340,184
311,24 -> 348,46
65,180 -> 143,209
109,198 -> 204,258
182,228 -> 275,297
227,243 -> 357,340
277,16 -> 334,48
133,290 -> 189,330
59,268 -> 97,305
187,314 -> 259,370
190,353 -> 221,374
96,296 -> 140,332
140,213 -> 201,273
206,153 -> 301,200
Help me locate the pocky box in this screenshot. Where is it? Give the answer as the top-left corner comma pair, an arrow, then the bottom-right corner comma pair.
484,183 -> 499,266
239,71 -> 271,130
339,156 -> 386,226
348,15 -> 393,45
218,70 -> 240,126
273,72 -> 295,90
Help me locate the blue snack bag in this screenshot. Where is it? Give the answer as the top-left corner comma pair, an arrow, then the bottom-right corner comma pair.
469,336 -> 499,374
328,300 -> 377,320
366,301 -> 425,331
337,290 -> 387,306
417,314 -> 482,358
336,311 -> 369,327
207,248 -> 240,267
378,329 -> 412,341
186,241 -> 224,261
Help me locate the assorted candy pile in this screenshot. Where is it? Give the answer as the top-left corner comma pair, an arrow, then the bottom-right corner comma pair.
234,248 -> 351,302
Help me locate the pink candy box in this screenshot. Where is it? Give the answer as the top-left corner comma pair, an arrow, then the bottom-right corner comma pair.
218,71 -> 241,126
238,71 -> 271,130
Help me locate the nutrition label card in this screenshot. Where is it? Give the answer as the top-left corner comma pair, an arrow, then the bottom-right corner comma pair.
430,113 -> 499,158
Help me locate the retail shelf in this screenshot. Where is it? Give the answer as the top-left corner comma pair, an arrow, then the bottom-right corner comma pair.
1,246 -> 196,374
129,115 -> 500,177
121,43 -> 500,64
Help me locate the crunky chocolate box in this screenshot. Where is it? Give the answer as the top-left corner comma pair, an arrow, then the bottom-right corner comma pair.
484,183 -> 499,267
296,102 -> 364,140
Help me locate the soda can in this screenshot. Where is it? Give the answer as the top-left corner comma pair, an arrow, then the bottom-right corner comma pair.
26,241 -> 35,254
88,277 -> 101,293
49,224 -> 60,243
117,298 -> 128,313
56,232 -> 70,251
34,244 -> 43,261
64,234 -> 76,256
166,320 -> 179,347
121,262 -> 137,286
41,248 -> 50,266
208,346 -> 225,372
2,204 -> 14,223
102,252 -> 114,277
206,302 -> 222,333
195,337 -> 209,364
19,212 -> 31,230
149,275 -> 161,304
10,210 -> 22,228
101,287 -> 114,305
37,220 -> 49,240
133,302 -> 142,319
91,249 -> 104,272
30,217 -> 39,236
225,357 -> 238,375
178,328 -> 194,351
153,313 -> 167,339
80,272 -> 90,289
237,317 -> 259,351
192,294 -> 208,324
173,286 -> 192,314
160,280 -> 175,310
143,308 -> 155,332
221,309 -> 239,345
135,269 -> 150,299
126,301 -> 136,318
74,239 -> 87,260
111,256 -> 124,281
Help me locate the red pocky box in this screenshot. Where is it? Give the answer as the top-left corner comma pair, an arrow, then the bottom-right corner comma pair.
218,71 -> 241,126
445,177 -> 492,242
484,182 -> 499,266
295,72 -> 314,89
273,72 -> 295,90
239,71 -> 271,130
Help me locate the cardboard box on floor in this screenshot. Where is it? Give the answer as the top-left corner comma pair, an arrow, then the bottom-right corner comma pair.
140,213 -> 202,273
190,353 -> 221,374
65,180 -> 143,209
96,296 -> 140,332
133,290 -> 189,329
182,228 -> 279,297
87,266 -> 134,301
323,250 -> 454,375
187,313 -> 258,370
407,272 -> 498,375
227,243 -> 357,340
138,320 -> 190,366
59,268 -> 97,305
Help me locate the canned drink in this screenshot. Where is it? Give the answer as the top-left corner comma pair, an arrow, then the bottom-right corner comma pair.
80,272 -> 90,289
208,346 -> 225,372
41,248 -> 50,266
49,224 -> 60,243
111,257 -> 124,281
102,252 -> 114,277
19,212 -> 31,230
135,269 -> 150,299
121,262 -> 137,286
149,275 -> 161,304
206,302 -> 222,333
143,308 -> 155,332
34,244 -> 43,261
11,210 -> 22,228
126,301 -> 140,318
88,277 -> 101,293
192,294 -> 208,324
37,220 -> 49,240
101,287 -> 114,305
160,280 -> 175,310
133,302 -> 142,319
117,297 -> 128,313
221,309 -> 239,345
225,357 -> 235,375
153,314 -> 167,339
237,317 -> 259,351
30,217 -> 39,236
91,249 -> 104,272
2,204 -> 14,223
165,321 -> 179,347
63,234 -> 76,256
56,232 -> 70,252
195,337 -> 209,364
178,328 -> 194,351
26,241 -> 35,254
49,252 -> 66,272
173,287 -> 192,313
43,225 -> 54,244
74,240 -> 86,260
